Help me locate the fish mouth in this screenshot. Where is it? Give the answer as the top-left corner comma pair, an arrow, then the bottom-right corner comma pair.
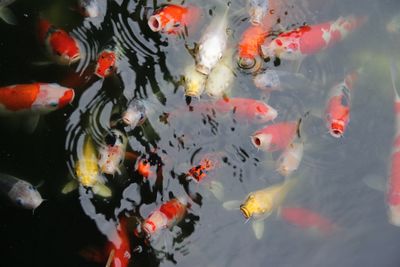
240,205 -> 250,219
237,56 -> 262,72
58,89 -> 75,108
148,15 -> 162,32
329,120 -> 345,138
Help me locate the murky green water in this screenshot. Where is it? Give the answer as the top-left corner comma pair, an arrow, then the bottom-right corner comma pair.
1,0 -> 400,266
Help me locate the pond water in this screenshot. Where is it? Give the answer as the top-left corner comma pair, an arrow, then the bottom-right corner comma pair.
1,0 -> 400,266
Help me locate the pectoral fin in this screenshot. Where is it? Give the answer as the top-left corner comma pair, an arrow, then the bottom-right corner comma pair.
363,174 -> 385,192
21,114 -> 40,133
92,183 -> 112,197
0,7 -> 17,25
222,200 -> 241,210
62,180 -> 78,194
252,220 -> 265,240
207,180 -> 224,201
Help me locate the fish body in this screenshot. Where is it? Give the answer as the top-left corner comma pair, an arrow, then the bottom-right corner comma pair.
0,173 -> 43,210
196,8 -> 229,75
261,15 -> 366,60
141,198 -> 188,238
251,121 -> 298,151
325,70 -> 359,138
106,218 -> 131,267
237,25 -> 266,70
0,83 -> 74,115
205,49 -> 234,98
122,99 -> 147,128
98,129 -> 128,175
184,63 -> 207,97
276,141 -> 304,176
148,4 -> 200,34
248,0 -> 268,26
77,0 -> 99,18
37,19 -> 80,65
253,70 -> 309,92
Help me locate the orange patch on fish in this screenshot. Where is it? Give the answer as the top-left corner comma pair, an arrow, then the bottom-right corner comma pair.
0,84 -> 40,111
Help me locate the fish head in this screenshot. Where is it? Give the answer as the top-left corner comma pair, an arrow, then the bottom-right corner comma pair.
184,65 -> 206,97
31,83 -> 74,112
328,119 -> 345,138
248,6 -> 265,26
196,36 -> 224,75
11,181 -> 43,210
261,37 -> 301,61
122,100 -> 146,127
251,103 -> 278,123
95,50 -> 116,78
253,70 -> 280,91
48,30 -> 80,65
78,0 -> 99,18
240,193 -> 271,219
251,132 -> 272,151
237,56 -> 262,72
142,211 -> 167,237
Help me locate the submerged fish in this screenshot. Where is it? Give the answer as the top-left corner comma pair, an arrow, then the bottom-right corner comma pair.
0,173 -> 43,210
0,0 -> 16,25
387,13 -> 400,34
205,49 -> 235,98
261,15 -> 367,61
106,218 -> 131,267
224,179 -> 296,239
98,129 -> 128,175
183,63 -> 207,97
248,0 -> 269,26
196,8 -> 229,75
122,99 -> 147,129
37,18 -> 81,65
77,0 -> 99,18
276,140 -> 304,177
253,70 -> 310,92
324,69 -> 359,138
139,197 -> 188,239
148,4 -> 200,35
62,135 -> 111,197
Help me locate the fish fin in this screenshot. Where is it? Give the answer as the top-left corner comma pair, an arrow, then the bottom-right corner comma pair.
21,114 -> 40,133
61,180 -> 78,194
207,180 -> 224,201
363,174 -> 386,192
105,249 -> 115,267
252,220 -> 265,240
222,200 -> 241,210
0,7 -> 17,25
92,183 -> 112,197
30,60 -> 54,66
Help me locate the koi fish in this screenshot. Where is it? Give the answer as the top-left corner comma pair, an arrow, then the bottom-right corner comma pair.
77,0 -> 99,18
106,218 -> 131,267
251,120 -> 299,152
98,129 -> 128,175
0,0 -> 16,25
194,97 -> 278,124
276,140 -> 304,177
95,42 -> 121,78
196,8 -> 229,75
37,18 -> 80,65
136,158 -> 152,179
224,179 -> 296,239
248,0 -> 269,26
0,173 -> 43,210
253,70 -> 310,92
187,158 -> 215,183
280,207 -> 337,236
139,197 -> 188,239
387,62 -> 400,226
324,70 -> 359,138
62,135 -> 111,197
237,25 -> 267,70
148,4 -> 200,35
0,83 -> 74,132
261,15 -> 367,61
122,99 -> 147,129
183,63 -> 207,97
205,49 -> 235,98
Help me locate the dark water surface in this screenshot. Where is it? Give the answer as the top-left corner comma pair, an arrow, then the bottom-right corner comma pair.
1,0 -> 400,266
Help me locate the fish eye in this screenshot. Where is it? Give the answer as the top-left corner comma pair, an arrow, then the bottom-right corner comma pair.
16,198 -> 24,206
28,185 -> 35,191
49,102 -> 58,107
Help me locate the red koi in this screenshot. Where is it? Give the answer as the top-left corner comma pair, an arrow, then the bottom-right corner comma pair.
251,121 -> 298,152
37,18 -> 80,65
0,83 -> 74,114
95,48 -> 117,78
106,218 -> 131,267
261,15 -> 367,60
387,63 -> 400,226
324,70 -> 359,138
148,4 -> 201,35
141,198 -> 188,237
280,207 -> 337,236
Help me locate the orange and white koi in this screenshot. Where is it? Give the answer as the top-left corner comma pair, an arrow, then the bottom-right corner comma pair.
148,4 -> 200,35
37,18 -> 80,65
140,198 -> 188,238
196,8 -> 229,75
261,15 -> 367,61
0,83 -> 74,114
280,206 -> 337,235
387,63 -> 400,226
237,25 -> 267,70
251,120 -> 299,152
136,158 -> 154,179
98,129 -> 128,175
324,70 -> 359,138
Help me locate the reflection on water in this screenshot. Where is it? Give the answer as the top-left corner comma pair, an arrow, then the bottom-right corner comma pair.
1,0 -> 400,266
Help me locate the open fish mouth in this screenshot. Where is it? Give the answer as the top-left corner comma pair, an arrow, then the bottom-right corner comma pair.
240,205 -> 251,219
